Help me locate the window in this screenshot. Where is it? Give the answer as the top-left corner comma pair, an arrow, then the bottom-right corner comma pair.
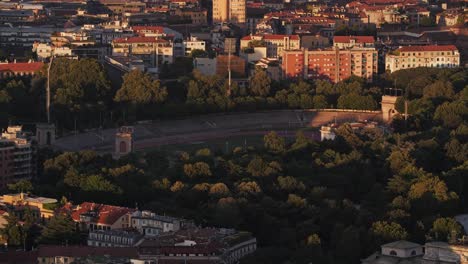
390,250 -> 397,256
411,250 -> 416,256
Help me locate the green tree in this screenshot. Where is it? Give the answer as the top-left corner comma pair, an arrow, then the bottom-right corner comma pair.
115,70 -> 168,104
7,180 -> 33,193
209,183 -> 230,198
39,214 -> 80,244
423,81 -> 455,100
306,234 -> 321,246
277,176 -> 306,192
0,214 -> 23,246
430,217 -> 463,242
287,194 -> 307,208
183,162 -> 212,178
264,131 -> 285,153
337,94 -> 377,110
237,181 -> 262,195
313,95 -> 328,109
371,221 -> 408,243
170,181 -> 186,192
249,69 -> 271,97
434,100 -> 468,128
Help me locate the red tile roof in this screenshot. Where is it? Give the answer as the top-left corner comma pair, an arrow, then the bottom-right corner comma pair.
264,34 -> 300,40
397,45 -> 458,52
0,62 -> 44,73
333,36 -> 375,43
114,37 -> 169,44
71,202 -> 134,225
37,245 -> 138,258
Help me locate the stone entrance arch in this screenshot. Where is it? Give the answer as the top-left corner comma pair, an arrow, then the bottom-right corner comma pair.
381,95 -> 399,123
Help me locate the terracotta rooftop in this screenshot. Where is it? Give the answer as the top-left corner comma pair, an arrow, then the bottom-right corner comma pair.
0,62 -> 44,73
397,45 -> 458,52
71,202 -> 135,225
334,35 -> 375,43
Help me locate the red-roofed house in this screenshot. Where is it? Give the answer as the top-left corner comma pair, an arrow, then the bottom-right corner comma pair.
70,202 -> 135,231
240,34 -> 300,58
131,26 -> 166,37
112,37 -> 174,66
0,61 -> 43,79
333,35 -> 375,49
385,45 -> 460,72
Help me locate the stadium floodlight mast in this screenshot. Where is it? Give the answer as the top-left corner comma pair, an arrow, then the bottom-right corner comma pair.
46,55 -> 55,124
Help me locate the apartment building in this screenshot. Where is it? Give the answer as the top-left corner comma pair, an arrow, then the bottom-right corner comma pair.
0,193 -> 57,219
174,8 -> 208,25
385,45 -> 460,73
217,54 -> 246,77
240,34 -> 300,58
130,210 -> 194,235
0,126 -> 36,188
183,36 -> 206,56
333,35 -> 375,49
88,230 -> 143,247
112,37 -> 174,67
213,0 -> 246,24
282,47 -> 378,82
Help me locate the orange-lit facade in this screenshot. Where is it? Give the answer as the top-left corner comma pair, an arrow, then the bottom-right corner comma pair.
216,55 -> 246,77
282,48 -> 378,83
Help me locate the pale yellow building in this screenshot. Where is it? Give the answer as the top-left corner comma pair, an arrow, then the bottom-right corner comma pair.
0,193 -> 58,219
385,45 -> 460,73
213,0 -> 245,24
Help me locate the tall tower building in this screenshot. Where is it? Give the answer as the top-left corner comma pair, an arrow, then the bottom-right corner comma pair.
213,0 -> 246,24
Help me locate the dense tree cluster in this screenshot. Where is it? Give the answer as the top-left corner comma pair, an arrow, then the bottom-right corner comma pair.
0,58 -> 391,130
1,62 -> 467,263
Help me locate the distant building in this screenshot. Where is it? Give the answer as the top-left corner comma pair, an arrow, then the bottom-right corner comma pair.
183,36 -> 206,56
88,229 -> 144,247
362,240 -> 423,264
333,35 -> 375,49
69,202 -> 135,231
130,210 -> 194,235
385,45 -> 460,73
301,35 -> 330,49
36,245 -> 138,264
0,126 -> 36,187
240,46 -> 267,63
240,34 -> 300,58
217,55 -> 246,77
194,57 -> 217,76
0,61 -> 43,79
254,58 -> 281,81
213,0 -> 246,24
282,47 -> 378,83
112,37 -> 174,67
174,8 -> 208,25
363,240 -> 468,264
0,193 -> 57,219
